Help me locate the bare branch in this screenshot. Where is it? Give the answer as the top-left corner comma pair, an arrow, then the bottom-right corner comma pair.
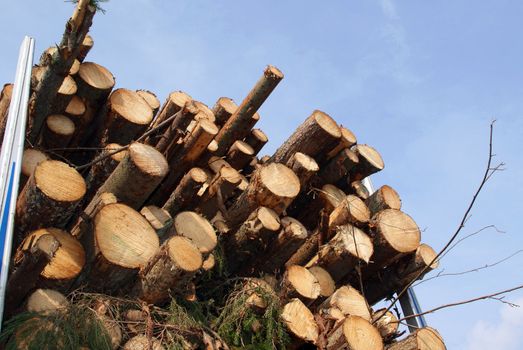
438,225 -> 505,261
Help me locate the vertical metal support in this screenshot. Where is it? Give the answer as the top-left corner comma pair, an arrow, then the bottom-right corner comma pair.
361,177 -> 427,332
0,36 -> 35,329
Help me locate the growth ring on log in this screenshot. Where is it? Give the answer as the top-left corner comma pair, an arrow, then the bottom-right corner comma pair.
258,162 -> 300,204
173,211 -> 217,255
342,315 -> 383,350
372,209 -> 421,254
35,160 -> 86,202
94,203 -> 159,269
167,236 -> 203,272
78,62 -> 115,91
110,88 -> 154,126
281,298 -> 319,344
21,149 -> 48,179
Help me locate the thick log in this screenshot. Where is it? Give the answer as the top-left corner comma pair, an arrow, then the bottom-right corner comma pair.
41,114 -> 75,150
212,96 -> 237,126
271,109 -> 341,164
5,234 -> 60,317
140,205 -> 172,238
311,224 -> 373,282
148,90 -> 192,144
327,315 -> 383,350
156,100 -> 199,155
372,309 -> 399,342
349,144 -> 384,181
123,335 -> 164,350
309,266 -> 336,298
0,83 -> 13,149
78,34 -> 94,62
92,142 -> 168,209
365,185 -> 402,216
326,126 -> 357,159
26,289 -> 68,313
260,217 -> 308,273
214,65 -> 283,156
385,327 -> 445,350
363,244 -> 438,305
227,163 -> 300,230
226,140 -> 254,170
136,89 -> 160,116
20,148 -> 49,189
16,160 -> 86,237
163,167 -> 207,216
244,128 -> 268,155
28,1 -> 96,143
367,209 -> 421,270
171,211 -> 217,257
88,203 -> 160,293
286,151 -> 319,191
281,298 -> 319,346
83,143 -> 127,202
292,184 -> 346,230
19,228 -> 85,286
318,148 -> 359,185
95,88 -> 153,146
134,236 -> 202,304
226,206 -> 280,273
319,285 -> 371,322
281,265 -> 321,301
74,61 -> 115,107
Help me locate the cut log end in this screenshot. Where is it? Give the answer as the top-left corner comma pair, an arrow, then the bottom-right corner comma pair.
372,209 -> 421,254
46,114 -> 75,136
285,265 -> 321,300
342,315 -> 383,350
136,89 -> 160,113
173,211 -> 217,254
167,236 -> 203,272
27,289 -> 68,313
322,285 -> 371,321
21,149 -> 49,180
65,95 -> 86,116
35,160 -> 86,202
78,62 -> 115,91
110,88 -> 154,126
259,162 -> 301,204
308,266 -> 336,298
281,298 -> 319,344
128,142 -> 169,177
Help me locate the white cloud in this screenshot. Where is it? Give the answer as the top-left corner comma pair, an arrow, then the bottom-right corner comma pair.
466,298 -> 523,350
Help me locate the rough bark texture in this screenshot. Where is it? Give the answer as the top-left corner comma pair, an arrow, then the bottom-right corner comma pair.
41,114 -> 75,150
16,160 -> 86,238
244,128 -> 268,155
77,33 -> 93,62
63,95 -> 87,146
349,144 -> 385,181
0,83 -> 14,149
28,1 -> 97,143
134,236 -> 202,304
214,65 -> 283,156
155,100 -> 199,155
286,151 -> 319,192
147,90 -> 192,145
226,140 -> 254,170
292,184 -> 346,230
91,142 -> 168,209
271,109 -> 341,164
212,96 -> 237,126
385,327 -> 445,350
163,167 -> 208,216
227,162 -> 300,231
326,126 -> 357,159
318,148 -> 359,185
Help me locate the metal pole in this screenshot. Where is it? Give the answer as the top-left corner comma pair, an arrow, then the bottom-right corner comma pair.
361,177 -> 427,332
0,36 -> 35,329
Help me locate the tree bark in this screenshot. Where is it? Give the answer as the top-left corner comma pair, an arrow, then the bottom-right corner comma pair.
147,90 -> 192,145
318,148 -> 359,185
163,167 -> 208,217
63,95 -> 87,146
74,61 -> 115,107
77,33 -> 94,62
226,140 -> 254,170
41,114 -> 75,151
349,144 -> 384,181
156,100 -> 199,157
385,327 -> 445,350
365,185 -> 402,217
28,0 -> 97,143
227,162 -> 300,231
91,142 -> 169,210
88,203 -> 160,293
16,160 -> 86,238
0,83 -> 13,150
134,236 -> 202,304
140,205 -> 173,238
214,65 -> 283,156
212,96 -> 237,126
326,126 -> 357,159
244,128 -> 268,155
271,109 -> 341,164
198,166 -> 243,219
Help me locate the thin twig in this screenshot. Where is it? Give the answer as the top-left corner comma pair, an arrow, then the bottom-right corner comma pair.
374,121 -> 504,324
396,284 -> 523,323
438,225 -> 505,261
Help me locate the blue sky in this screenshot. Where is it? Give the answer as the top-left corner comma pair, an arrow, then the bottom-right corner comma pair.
2,1 -> 522,348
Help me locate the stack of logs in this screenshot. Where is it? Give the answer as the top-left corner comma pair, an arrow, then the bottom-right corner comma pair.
0,5 -> 446,350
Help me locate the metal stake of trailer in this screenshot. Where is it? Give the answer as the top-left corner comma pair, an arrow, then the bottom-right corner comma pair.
0,36 -> 35,330
361,177 -> 427,332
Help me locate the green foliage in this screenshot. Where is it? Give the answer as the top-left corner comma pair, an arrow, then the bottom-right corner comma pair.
0,306 -> 112,350
214,282 -> 289,349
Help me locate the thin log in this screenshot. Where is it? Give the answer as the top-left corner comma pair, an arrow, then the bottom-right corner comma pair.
286,151 -> 319,191
91,142 -> 169,209
365,185 -> 402,217
281,298 -> 319,346
326,126 -> 357,159
227,162 -> 300,231
208,156 -> 232,174
140,205 -> 173,238
193,100 -> 216,122
156,100 -> 199,155
349,144 -> 385,181
28,1 -> 96,143
163,167 -> 208,216
77,34 -> 94,62
363,244 -> 438,305
20,148 -> 49,189
16,160 -> 86,237
88,203 -> 160,293
260,217 -> 308,274
244,128 -> 268,155
134,236 -> 202,304
171,211 -> 217,257
69,59 -> 80,75
372,309 -> 399,342
271,109 -> 341,164
292,184 -> 346,230
385,327 -> 445,350
147,90 -> 192,145
328,194 -> 371,229
318,148 -> 359,185
212,96 -> 237,126
4,234 -> 60,317
136,89 -> 160,116
52,75 -> 77,114
0,83 -> 14,149
226,140 -> 254,170
214,65 -> 284,156
281,265 -> 321,301
41,114 -> 75,150
349,180 -> 370,200
63,95 -> 87,146
326,315 -> 383,350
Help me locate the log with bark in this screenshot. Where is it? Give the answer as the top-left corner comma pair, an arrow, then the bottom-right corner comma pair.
372,309 -> 399,343
326,315 -> 383,350
162,167 -> 208,217
41,114 -> 75,150
212,96 -> 237,126
170,211 -> 217,257
0,83 -> 13,149
78,33 -> 94,62
281,298 -> 319,346
213,65 -> 283,156
326,126 -> 357,159
140,205 -> 173,238
318,148 -> 359,185
385,327 -> 445,350
88,203 -> 160,293
156,100 -> 199,156
365,185 -> 402,216
147,90 -> 192,145
63,95 -> 87,145
225,140 -> 254,170
286,151 -> 319,191
20,148 -> 49,189
291,184 -> 346,229
349,144 -> 384,181
75,61 -> 115,107
243,128 -> 268,155
16,160 -> 86,238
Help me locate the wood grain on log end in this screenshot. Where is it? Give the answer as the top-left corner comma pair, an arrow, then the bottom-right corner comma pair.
308,266 -> 336,298
281,298 -> 319,345
173,211 -> 217,255
342,315 -> 383,350
283,265 -> 321,301
136,89 -> 160,115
